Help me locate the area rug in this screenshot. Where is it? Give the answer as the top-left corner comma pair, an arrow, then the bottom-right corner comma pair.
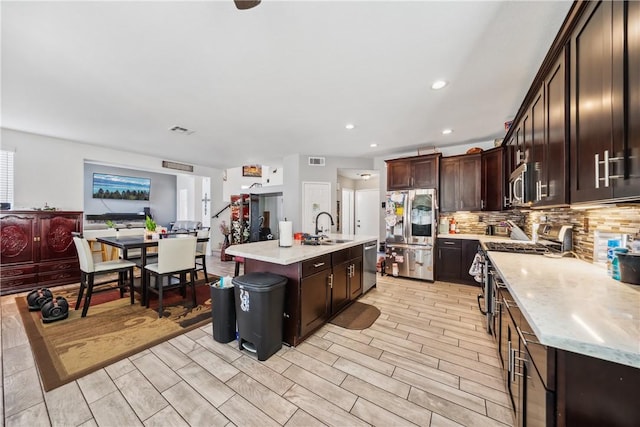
330,301 -> 381,330
17,277 -> 218,392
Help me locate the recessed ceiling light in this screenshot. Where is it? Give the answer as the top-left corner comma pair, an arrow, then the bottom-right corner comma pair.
370,143 -> 378,148
345,123 -> 355,130
431,80 -> 448,90
442,129 -> 453,135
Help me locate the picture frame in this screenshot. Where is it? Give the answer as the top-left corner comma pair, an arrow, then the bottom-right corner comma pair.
92,173 -> 150,201
242,165 -> 262,177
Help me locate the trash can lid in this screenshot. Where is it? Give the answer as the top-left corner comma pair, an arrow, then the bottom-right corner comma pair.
232,272 -> 287,289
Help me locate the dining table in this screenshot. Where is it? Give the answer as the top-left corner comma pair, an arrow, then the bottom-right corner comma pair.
96,233 -> 209,305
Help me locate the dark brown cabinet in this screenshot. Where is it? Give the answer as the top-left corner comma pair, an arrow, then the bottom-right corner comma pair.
435,238 -> 479,285
386,154 -> 440,190
300,254 -> 331,338
481,147 -> 505,211
570,0 -> 640,203
330,251 -> 350,315
0,210 -> 82,295
440,154 -> 482,212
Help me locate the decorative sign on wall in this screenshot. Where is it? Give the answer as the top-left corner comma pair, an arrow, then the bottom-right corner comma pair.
242,165 -> 262,177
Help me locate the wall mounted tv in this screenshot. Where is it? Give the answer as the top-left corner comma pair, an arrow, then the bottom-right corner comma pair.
92,173 -> 151,201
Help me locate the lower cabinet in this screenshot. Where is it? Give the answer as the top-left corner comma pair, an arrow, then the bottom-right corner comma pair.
436,238 -> 479,285
300,254 -> 331,338
331,246 -> 363,314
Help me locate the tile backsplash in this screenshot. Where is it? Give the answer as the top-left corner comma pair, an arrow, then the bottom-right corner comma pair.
440,205 -> 640,262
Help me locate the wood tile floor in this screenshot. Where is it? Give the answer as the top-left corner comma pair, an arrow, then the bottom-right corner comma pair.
1,253 -> 514,426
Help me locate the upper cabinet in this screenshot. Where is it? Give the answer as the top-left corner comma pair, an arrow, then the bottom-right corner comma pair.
481,147 -> 505,211
570,0 -> 640,203
386,154 -> 440,190
440,154 -> 482,212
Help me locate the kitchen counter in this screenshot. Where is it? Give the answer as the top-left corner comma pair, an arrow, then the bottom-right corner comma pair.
225,234 -> 378,265
487,251 -> 640,369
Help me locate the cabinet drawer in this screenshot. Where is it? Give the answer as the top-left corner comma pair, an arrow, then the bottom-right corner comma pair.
332,248 -> 350,265
438,239 -> 461,248
302,254 -> 331,278
39,260 -> 79,273
1,273 -> 38,289
349,244 -> 363,259
1,264 -> 37,277
518,314 -> 555,390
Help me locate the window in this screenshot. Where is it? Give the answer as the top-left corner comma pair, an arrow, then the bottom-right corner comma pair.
0,150 -> 14,209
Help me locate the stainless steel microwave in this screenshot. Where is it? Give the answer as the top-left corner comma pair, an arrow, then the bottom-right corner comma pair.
509,163 -> 532,207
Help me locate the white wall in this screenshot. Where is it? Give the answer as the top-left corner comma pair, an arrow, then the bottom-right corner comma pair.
2,128 -> 226,248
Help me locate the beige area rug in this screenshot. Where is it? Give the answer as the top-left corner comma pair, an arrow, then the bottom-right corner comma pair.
17,280 -> 216,391
330,301 -> 381,330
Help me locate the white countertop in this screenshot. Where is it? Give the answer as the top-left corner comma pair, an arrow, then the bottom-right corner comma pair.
487,251 -> 640,369
225,234 -> 378,265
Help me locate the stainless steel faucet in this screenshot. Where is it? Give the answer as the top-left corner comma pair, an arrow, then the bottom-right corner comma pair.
315,211 -> 334,237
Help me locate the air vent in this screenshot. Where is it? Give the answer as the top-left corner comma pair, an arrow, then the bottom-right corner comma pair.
308,156 -> 326,166
168,125 -> 195,135
162,160 -> 194,172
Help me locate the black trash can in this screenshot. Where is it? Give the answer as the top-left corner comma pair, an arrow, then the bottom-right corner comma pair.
233,272 -> 287,361
211,281 -> 236,343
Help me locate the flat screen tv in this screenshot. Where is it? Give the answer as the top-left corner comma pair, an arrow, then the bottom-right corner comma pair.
92,173 -> 151,201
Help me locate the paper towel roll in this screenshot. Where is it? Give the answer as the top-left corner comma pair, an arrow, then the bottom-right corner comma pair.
279,221 -> 293,247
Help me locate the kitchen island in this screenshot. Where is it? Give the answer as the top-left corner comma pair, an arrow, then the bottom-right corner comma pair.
226,234 -> 377,346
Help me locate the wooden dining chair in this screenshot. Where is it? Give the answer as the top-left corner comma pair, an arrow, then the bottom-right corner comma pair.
143,236 -> 197,318
73,237 -> 137,317
195,228 -> 210,282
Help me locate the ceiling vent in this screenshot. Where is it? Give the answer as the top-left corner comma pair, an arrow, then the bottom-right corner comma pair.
168,125 -> 195,135
308,156 -> 326,166
162,160 -> 194,172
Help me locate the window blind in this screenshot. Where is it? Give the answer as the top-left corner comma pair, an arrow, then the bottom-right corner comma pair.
0,150 -> 15,207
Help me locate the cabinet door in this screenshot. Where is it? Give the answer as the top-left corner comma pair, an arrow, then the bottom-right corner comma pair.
436,242 -> 461,282
615,0 -> 640,199
412,156 -> 438,189
38,213 -> 80,261
482,147 -> 505,211
349,257 -> 363,300
0,213 -> 38,265
571,0 -> 616,202
459,155 -> 482,211
543,52 -> 569,206
300,270 -> 330,337
530,88 -> 545,204
331,261 -> 350,314
386,160 -> 411,190
439,158 -> 459,212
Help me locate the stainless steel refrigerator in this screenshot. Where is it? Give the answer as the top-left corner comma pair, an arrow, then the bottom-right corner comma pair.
384,189 -> 436,280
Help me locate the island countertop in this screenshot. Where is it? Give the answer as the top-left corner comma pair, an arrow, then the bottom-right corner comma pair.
487,251 -> 640,369
225,234 -> 378,265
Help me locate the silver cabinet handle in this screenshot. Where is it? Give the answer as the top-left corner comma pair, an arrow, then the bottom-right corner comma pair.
596,150 -> 611,189
595,153 -> 600,188
444,241 -> 455,245
604,149 -> 610,187
328,273 -> 333,289
313,262 -> 325,268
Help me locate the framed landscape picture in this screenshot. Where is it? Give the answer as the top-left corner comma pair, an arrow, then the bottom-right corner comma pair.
242,165 -> 262,177
92,173 -> 151,200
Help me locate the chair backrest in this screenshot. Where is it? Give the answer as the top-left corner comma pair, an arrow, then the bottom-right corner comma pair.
117,228 -> 146,237
157,236 -> 197,274
73,236 -> 95,273
196,228 -> 210,253
83,229 -> 117,240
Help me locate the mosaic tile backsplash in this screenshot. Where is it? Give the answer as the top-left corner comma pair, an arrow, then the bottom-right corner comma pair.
440,205 -> 640,262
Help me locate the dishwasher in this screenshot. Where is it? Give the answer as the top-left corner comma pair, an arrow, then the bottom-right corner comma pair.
363,240 -> 378,293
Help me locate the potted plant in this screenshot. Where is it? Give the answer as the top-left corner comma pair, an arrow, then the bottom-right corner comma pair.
105,219 -> 116,229
145,215 -> 158,239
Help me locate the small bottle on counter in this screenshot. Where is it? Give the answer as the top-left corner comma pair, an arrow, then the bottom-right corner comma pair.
449,218 -> 457,234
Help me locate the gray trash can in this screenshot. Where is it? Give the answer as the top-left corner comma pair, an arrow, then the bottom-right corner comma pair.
233,272 -> 287,361
211,282 -> 236,343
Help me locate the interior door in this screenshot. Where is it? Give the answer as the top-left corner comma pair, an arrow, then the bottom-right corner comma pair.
302,182 -> 331,235
341,188 -> 354,235
355,189 -> 378,236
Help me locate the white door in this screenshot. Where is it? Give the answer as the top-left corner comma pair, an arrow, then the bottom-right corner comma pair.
355,189 -> 379,236
341,188 -> 354,235
302,182 -> 331,235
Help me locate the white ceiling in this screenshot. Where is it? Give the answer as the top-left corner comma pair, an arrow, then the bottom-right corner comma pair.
1,0 -> 573,170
